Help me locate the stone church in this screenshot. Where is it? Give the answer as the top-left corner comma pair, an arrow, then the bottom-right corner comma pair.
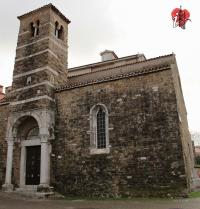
0,4 -> 195,197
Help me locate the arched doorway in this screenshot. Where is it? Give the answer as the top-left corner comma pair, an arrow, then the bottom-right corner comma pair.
15,116 -> 41,187
3,110 -> 53,192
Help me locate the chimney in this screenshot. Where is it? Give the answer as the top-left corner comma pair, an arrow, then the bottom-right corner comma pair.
100,50 -> 118,62
0,85 -> 5,100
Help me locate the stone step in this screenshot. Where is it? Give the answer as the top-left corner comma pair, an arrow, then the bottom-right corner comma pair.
1,190 -> 65,200
12,191 -> 55,199
15,185 -> 38,192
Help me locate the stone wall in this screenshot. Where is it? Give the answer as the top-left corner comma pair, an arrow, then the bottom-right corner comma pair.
53,68 -> 188,198
0,104 -> 9,187
171,60 -> 195,189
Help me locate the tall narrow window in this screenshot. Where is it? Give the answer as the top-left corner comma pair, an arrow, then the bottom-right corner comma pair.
30,22 -> 35,37
30,20 -> 40,37
89,104 -> 110,154
97,108 -> 106,149
58,26 -> 64,40
55,21 -> 59,37
35,20 -> 40,36
55,21 -> 64,40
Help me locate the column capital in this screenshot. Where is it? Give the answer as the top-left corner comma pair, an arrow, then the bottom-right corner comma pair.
40,134 -> 49,143
6,139 -> 14,146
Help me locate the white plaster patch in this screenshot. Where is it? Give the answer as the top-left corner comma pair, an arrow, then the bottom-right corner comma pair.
138,157 -> 147,161
152,86 -> 159,92
117,98 -> 123,102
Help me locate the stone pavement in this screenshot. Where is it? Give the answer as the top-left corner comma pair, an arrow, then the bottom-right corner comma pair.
0,192 -> 200,209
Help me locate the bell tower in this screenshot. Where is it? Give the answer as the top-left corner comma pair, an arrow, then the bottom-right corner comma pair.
13,3 -> 70,92
2,4 -> 70,192
8,4 -> 70,108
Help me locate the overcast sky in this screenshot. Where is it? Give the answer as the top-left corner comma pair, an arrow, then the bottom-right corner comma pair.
0,0 -> 199,132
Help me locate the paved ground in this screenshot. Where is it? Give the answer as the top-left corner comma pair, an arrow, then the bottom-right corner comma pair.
0,192 -> 200,209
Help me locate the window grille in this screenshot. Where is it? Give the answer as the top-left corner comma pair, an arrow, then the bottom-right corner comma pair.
97,108 -> 106,149
89,104 -> 110,154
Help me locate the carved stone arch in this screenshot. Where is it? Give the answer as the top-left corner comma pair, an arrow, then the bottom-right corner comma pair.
90,103 -> 109,116
12,116 -> 39,142
6,112 -> 42,142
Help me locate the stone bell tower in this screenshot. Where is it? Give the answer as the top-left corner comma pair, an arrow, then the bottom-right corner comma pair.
2,4 -> 70,192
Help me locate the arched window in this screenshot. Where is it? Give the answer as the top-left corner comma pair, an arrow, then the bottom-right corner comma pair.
30,22 -> 35,37
30,20 -> 40,37
55,21 -> 64,40
58,25 -> 64,40
35,20 -> 40,36
89,104 -> 110,154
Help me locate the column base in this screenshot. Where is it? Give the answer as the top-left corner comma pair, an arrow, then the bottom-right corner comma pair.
37,184 -> 53,193
2,183 -> 14,192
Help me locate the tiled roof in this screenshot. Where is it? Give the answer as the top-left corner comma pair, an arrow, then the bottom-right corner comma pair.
56,53 -> 174,92
0,97 -> 9,106
57,64 -> 170,92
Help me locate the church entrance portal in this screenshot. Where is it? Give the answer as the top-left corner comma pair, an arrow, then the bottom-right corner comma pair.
26,146 -> 41,185
3,111 -> 53,192
16,116 -> 41,187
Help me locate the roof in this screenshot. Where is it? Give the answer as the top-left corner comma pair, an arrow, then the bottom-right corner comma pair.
69,53 -> 146,72
0,53 -> 175,103
57,54 -> 175,92
0,97 -> 9,106
18,3 -> 71,24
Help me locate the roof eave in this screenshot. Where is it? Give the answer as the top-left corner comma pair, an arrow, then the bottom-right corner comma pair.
17,3 -> 71,24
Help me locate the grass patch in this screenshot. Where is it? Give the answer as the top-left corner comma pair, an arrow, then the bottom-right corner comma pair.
189,191 -> 200,198
63,196 -> 175,202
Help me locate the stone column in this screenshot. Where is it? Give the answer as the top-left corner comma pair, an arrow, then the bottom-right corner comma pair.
2,140 -> 14,191
19,146 -> 26,187
38,135 -> 51,191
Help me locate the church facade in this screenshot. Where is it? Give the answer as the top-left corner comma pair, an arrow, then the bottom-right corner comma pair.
0,4 -> 195,197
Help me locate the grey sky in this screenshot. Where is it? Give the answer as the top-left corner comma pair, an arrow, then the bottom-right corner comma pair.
0,0 -> 199,132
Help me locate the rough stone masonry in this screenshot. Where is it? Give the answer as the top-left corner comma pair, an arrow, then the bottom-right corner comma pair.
0,4 -> 195,198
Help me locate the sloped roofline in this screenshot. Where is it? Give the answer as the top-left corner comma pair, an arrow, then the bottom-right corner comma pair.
56,53 -> 175,92
69,53 -> 146,72
17,3 -> 71,24
68,53 -> 174,72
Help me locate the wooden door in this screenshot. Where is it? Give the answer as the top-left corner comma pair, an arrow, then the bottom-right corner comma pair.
26,146 -> 41,185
